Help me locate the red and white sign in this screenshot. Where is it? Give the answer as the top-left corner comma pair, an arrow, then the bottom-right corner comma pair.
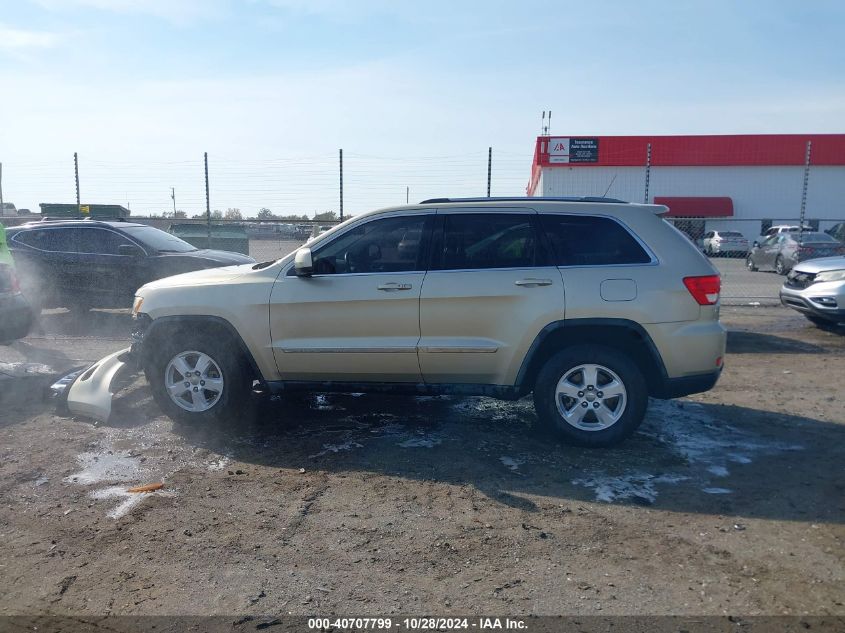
548,137 -> 571,163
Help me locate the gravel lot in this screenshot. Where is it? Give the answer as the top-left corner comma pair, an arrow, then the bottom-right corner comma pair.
0,306 -> 843,619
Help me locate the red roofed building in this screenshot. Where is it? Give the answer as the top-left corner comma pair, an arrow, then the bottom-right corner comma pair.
526,134 -> 845,238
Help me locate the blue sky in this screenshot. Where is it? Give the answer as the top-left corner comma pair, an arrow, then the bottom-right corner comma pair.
1,0 -> 843,216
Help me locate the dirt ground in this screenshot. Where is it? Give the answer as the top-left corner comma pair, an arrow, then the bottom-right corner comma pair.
0,306 -> 843,618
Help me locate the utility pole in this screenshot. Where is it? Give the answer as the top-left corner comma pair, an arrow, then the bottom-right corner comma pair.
339,148 -> 344,221
0,163 -> 4,218
204,152 -> 211,244
643,143 -> 652,204
486,147 -> 492,197
799,140 -> 812,237
74,152 -> 81,216
406,186 -> 409,204
171,187 -> 176,215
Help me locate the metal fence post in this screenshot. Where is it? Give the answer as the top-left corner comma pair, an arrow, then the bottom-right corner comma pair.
339,148 -> 344,221
487,147 -> 492,197
74,152 -> 80,215
644,143 -> 652,204
204,152 -> 211,245
799,140 -> 812,236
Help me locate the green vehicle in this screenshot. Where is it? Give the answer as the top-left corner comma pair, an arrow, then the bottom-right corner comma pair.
0,222 -> 35,343
0,223 -> 14,267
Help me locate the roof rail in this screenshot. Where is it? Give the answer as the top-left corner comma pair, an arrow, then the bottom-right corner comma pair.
418,196 -> 629,204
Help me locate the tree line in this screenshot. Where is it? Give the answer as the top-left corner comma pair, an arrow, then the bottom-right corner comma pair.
153,208 -> 340,222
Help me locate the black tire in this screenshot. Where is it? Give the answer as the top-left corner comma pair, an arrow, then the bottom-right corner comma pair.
746,256 -> 758,272
775,256 -> 787,275
533,345 -> 648,447
144,329 -> 254,425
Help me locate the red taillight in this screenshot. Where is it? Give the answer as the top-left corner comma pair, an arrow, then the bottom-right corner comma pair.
10,271 -> 21,293
683,275 -> 721,305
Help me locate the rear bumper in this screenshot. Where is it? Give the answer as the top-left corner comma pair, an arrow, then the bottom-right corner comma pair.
654,367 -> 723,399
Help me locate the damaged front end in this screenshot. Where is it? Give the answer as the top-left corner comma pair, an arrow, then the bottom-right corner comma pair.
50,347 -> 137,423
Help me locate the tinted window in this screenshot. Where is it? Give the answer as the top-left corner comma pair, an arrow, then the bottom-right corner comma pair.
436,214 -> 539,270
13,228 -> 75,252
75,228 -> 137,255
122,226 -> 196,253
312,215 -> 429,274
540,215 -> 651,266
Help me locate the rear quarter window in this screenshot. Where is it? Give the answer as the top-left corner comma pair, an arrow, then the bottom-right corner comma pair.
540,215 -> 651,266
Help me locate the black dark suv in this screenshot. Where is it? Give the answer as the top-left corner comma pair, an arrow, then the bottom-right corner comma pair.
7,220 -> 255,311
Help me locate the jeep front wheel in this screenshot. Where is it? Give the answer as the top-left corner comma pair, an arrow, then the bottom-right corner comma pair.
533,345 -> 648,447
146,331 -> 252,425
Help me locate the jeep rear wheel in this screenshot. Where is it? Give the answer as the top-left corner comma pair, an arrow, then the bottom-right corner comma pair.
145,330 -> 253,425
533,345 -> 648,447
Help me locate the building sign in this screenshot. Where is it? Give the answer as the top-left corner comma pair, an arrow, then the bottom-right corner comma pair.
548,137 -> 599,163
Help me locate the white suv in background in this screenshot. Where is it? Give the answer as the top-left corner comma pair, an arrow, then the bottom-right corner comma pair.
129,197 -> 726,447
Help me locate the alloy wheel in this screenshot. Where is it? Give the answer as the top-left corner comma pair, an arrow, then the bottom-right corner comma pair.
554,363 -> 627,431
164,350 -> 225,412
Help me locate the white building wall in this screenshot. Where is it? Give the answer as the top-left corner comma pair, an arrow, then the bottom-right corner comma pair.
538,164 -> 845,238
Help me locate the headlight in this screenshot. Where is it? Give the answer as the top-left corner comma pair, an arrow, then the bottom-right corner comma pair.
131,296 -> 144,316
814,269 -> 845,283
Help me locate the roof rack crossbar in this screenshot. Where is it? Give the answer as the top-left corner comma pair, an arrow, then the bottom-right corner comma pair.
418,196 -> 629,205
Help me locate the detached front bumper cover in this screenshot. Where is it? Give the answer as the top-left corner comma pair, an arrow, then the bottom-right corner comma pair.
53,347 -> 136,422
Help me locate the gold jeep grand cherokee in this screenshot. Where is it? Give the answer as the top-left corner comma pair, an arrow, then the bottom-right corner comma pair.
130,197 -> 726,447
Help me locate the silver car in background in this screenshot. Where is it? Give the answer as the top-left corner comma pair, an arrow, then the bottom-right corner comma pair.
746,232 -> 845,275
780,256 -> 845,327
702,230 -> 749,257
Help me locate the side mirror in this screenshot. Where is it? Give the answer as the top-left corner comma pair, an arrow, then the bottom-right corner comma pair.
752,241 -> 759,248
118,244 -> 142,257
294,247 -> 313,277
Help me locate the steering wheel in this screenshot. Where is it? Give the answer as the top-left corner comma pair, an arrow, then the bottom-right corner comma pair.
344,249 -> 359,273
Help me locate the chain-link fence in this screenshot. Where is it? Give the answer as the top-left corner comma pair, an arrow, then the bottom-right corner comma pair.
2,141 -> 844,305
665,217 -> 845,305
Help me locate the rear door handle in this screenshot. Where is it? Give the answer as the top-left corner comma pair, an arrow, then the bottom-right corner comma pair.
377,282 -> 413,291
514,278 -> 553,287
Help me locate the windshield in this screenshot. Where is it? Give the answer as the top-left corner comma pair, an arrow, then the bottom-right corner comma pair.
122,226 -> 197,253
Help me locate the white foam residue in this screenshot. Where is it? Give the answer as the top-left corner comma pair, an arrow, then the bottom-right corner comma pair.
399,436 -> 442,448
499,456 -> 525,472
572,473 -> 688,503
63,451 -> 142,485
0,362 -> 55,377
206,457 -> 230,472
309,440 -> 363,458
643,400 -> 804,474
707,465 -> 729,477
91,486 -> 175,519
702,487 -> 733,494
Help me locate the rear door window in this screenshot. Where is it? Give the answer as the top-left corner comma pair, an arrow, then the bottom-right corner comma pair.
434,213 -> 540,270
75,228 -> 136,255
540,214 -> 651,266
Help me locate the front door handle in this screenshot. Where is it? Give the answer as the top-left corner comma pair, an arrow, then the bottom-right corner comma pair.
377,282 -> 413,291
514,278 -> 553,287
